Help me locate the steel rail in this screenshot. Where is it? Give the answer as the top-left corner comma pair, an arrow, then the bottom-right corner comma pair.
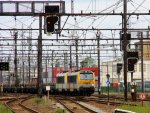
19,97 -> 39,113
54,96 -> 97,113
5,96 -> 39,113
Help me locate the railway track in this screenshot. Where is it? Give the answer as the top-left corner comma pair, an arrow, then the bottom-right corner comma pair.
91,94 -> 150,102
5,95 -> 39,113
70,96 -> 137,113
75,96 -> 140,106
76,97 -> 125,106
54,96 -> 98,113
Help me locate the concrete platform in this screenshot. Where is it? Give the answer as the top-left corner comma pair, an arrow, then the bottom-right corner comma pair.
78,101 -> 107,113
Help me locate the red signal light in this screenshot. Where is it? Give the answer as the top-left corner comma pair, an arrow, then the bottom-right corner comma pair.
47,21 -> 51,24
46,16 -> 58,33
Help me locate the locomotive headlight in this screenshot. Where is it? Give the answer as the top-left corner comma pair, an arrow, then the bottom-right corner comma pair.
91,84 -> 95,86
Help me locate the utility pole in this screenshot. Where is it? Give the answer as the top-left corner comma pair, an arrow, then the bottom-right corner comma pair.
37,16 -> 42,97
14,32 -> 19,88
0,59 -> 2,86
8,55 -> 11,86
131,72 -> 133,82
141,32 -> 144,93
45,52 -> 48,85
123,0 -> 128,101
21,25 -> 25,86
22,61 -> 25,85
28,54 -> 30,84
20,64 -> 21,84
96,31 -> 101,94
70,45 -> 72,71
0,59 -> 2,95
106,64 -> 110,105
64,52 -> 67,71
75,38 -> 79,70
34,62 -> 36,77
28,29 -> 32,84
51,50 -> 54,83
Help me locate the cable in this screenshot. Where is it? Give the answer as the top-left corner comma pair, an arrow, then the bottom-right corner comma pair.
129,0 -> 150,24
130,0 -> 147,13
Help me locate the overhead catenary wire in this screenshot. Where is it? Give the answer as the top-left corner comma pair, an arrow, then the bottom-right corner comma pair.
0,0 -> 150,73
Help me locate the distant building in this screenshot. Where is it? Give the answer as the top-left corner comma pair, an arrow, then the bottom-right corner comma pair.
100,41 -> 150,87
101,59 -> 150,87
101,60 -> 123,87
135,41 -> 150,60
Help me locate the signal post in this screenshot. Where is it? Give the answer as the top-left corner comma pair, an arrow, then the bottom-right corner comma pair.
127,51 -> 139,101
116,63 -> 123,93
0,62 -> 9,96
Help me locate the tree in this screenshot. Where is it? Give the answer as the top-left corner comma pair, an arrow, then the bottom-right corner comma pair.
80,57 -> 97,67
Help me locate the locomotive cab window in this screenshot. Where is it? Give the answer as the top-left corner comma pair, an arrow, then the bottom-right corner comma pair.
80,73 -> 94,80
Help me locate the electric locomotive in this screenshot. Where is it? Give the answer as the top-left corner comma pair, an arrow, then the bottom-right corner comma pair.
56,70 -> 95,95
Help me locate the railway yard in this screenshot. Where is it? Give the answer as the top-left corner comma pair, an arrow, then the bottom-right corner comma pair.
1,0 -> 150,113
0,93 -> 150,113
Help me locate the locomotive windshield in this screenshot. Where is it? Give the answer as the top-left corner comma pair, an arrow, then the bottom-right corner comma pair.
80,73 -> 94,80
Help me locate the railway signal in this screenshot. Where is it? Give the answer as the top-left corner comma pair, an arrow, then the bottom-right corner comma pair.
120,33 -> 131,51
45,5 -> 59,13
0,62 -> 9,71
127,51 -> 139,58
127,58 -> 138,72
117,63 -> 122,75
46,16 -> 59,33
127,51 -> 139,72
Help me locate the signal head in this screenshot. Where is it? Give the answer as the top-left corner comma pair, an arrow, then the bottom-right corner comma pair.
46,16 -> 59,33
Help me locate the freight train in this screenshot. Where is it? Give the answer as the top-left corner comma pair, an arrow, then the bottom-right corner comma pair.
3,70 -> 95,96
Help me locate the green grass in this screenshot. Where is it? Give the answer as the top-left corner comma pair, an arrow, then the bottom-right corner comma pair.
118,104 -> 150,113
32,97 -> 66,113
33,97 -> 43,105
0,103 -> 13,113
56,107 -> 66,113
32,97 -> 51,106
